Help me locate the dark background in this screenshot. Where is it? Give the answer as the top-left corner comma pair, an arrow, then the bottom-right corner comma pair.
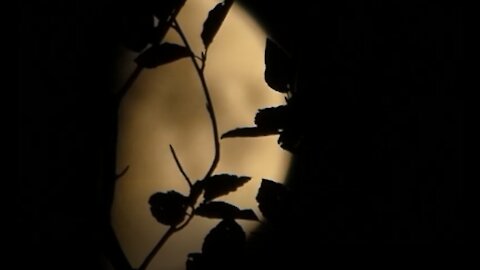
19,0 -> 463,269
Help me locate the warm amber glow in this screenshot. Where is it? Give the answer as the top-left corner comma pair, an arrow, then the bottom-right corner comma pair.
113,1 -> 291,268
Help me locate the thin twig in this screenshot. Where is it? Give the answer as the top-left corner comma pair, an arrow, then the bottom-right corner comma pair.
172,20 -> 221,180
117,65 -> 143,102
169,144 -> 192,188
115,165 -> 130,180
137,226 -> 176,270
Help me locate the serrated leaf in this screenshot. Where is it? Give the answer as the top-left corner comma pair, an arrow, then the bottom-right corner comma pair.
203,174 -> 251,201
221,127 -> 279,139
135,43 -> 190,68
265,38 -> 296,93
256,179 -> 289,222
201,0 -> 234,49
254,105 -> 289,130
149,190 -> 188,226
202,219 -> 245,257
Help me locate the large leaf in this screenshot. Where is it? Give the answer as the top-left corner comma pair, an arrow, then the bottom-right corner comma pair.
254,105 -> 289,130
135,43 -> 190,68
256,179 -> 290,222
201,0 -> 234,49
221,127 -> 279,139
203,174 -> 251,201
202,219 -> 246,257
264,38 -> 296,93
149,191 -> 188,226
195,201 -> 259,221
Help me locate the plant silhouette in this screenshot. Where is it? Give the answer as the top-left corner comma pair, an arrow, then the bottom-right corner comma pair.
110,0 -> 464,269
19,0 -> 463,269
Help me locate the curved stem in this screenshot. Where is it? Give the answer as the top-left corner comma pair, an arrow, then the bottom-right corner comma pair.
137,226 -> 176,270
172,20 -> 220,180
137,211 -> 196,270
169,144 -> 192,188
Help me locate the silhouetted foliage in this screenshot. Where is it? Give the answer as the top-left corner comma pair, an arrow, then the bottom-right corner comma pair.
135,43 -> 190,68
186,219 -> 247,269
149,191 -> 188,226
256,179 -> 290,223
201,0 -> 234,49
195,201 -> 258,221
202,174 -> 251,201
264,38 -> 296,93
221,126 -> 279,139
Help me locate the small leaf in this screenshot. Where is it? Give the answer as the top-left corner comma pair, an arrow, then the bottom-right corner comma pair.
202,219 -> 246,257
256,179 -> 290,222
149,191 -> 188,226
264,38 -> 296,93
254,105 -> 289,130
201,0 -> 234,48
221,127 -> 279,139
135,43 -> 190,68
195,201 -> 239,219
203,174 -> 251,201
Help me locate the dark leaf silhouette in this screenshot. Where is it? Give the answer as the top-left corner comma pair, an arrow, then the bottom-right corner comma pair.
221,127 -> 279,139
135,43 -> 190,68
195,201 -> 259,221
264,38 -> 296,93
256,179 -> 290,222
195,201 -> 239,219
151,0 -> 186,44
254,105 -> 289,130
202,219 -> 246,258
278,128 -> 302,153
186,253 -> 204,270
120,12 -> 154,52
203,174 -> 251,201
201,0 -> 234,49
149,191 -> 188,226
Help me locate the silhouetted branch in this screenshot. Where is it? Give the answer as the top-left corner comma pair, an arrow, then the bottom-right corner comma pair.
169,144 -> 192,188
115,165 -> 130,180
117,65 -> 143,102
171,19 -> 220,180
137,226 -> 176,270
